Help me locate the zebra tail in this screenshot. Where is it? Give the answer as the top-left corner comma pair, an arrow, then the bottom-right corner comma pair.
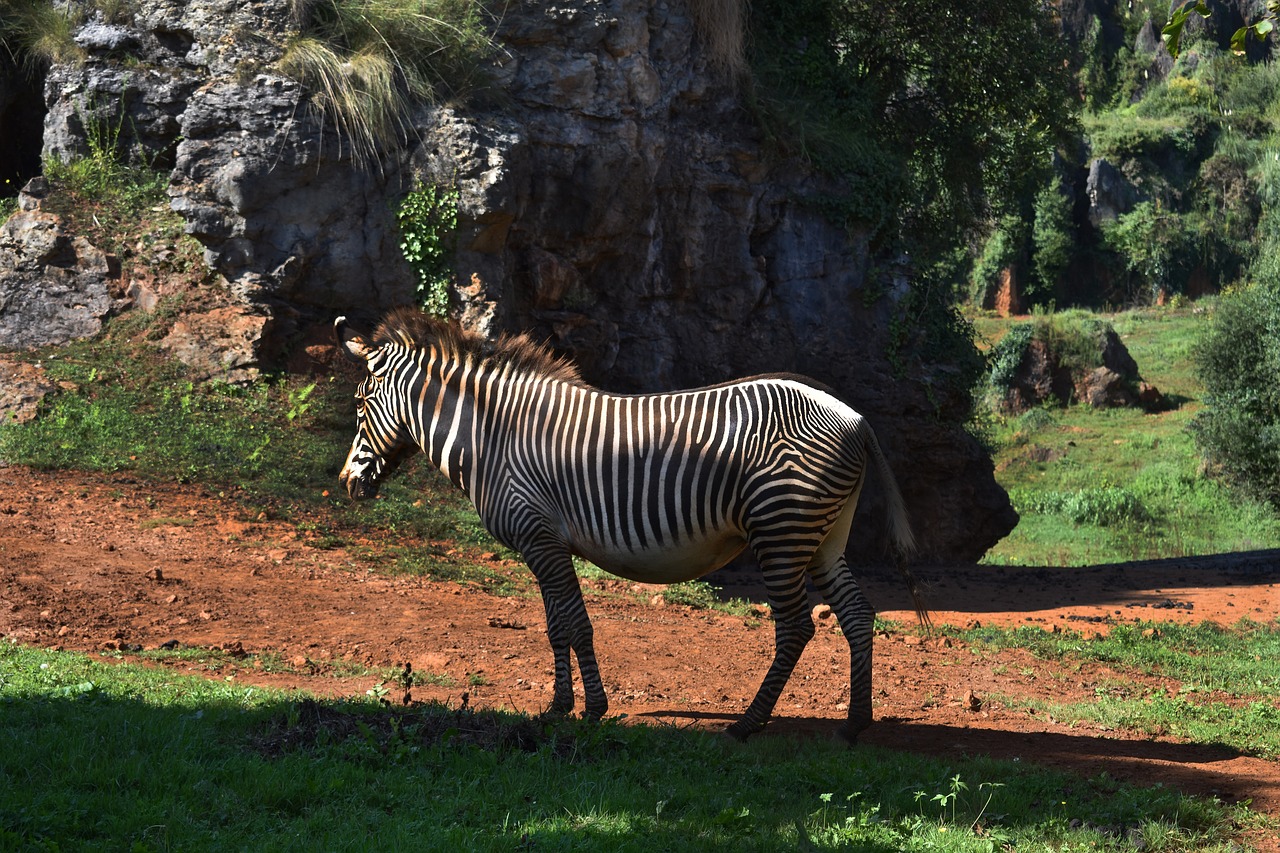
865,422 -> 932,632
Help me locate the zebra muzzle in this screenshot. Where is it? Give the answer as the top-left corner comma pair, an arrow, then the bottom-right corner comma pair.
339,456 -> 380,500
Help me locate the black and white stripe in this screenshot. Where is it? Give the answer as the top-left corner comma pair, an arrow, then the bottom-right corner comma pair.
336,310 -> 924,741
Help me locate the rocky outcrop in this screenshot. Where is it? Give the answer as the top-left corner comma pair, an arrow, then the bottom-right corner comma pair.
0,178 -> 120,349
13,0 -> 1017,561
1000,323 -> 1163,412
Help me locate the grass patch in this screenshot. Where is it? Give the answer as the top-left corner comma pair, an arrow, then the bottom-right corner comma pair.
956,620 -> 1280,696
952,620 -> 1280,758
0,641 -> 1251,851
1037,695 -> 1280,761
662,580 -> 758,618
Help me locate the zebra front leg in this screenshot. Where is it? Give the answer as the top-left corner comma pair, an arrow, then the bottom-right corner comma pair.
809,555 -> 876,743
528,549 -> 609,720
725,553 -> 815,741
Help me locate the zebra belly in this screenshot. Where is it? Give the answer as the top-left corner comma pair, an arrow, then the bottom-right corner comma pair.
567,530 -> 749,585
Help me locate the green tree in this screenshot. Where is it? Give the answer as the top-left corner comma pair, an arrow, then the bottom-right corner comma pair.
748,0 -> 1077,255
1031,180 -> 1076,300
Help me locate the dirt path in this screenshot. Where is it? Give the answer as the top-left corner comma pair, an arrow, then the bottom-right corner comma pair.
2,465 -> 1279,836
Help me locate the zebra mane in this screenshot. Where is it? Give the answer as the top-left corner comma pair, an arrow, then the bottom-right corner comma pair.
372,307 -> 584,385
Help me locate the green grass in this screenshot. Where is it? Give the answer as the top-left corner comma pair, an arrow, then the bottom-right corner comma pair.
0,640 -> 1252,851
951,619 -> 1280,759
973,305 -> 1280,565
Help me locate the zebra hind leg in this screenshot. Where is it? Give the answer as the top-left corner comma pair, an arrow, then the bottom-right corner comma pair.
808,554 -> 876,743
527,549 -> 609,720
725,551 -> 815,741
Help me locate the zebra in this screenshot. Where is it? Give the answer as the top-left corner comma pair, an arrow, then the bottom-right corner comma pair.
335,307 -> 928,742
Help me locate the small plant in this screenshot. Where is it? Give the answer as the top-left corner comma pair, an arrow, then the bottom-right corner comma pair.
286,381 -> 318,422
396,181 -> 459,316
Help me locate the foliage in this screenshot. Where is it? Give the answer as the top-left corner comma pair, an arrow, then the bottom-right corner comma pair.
1191,282 -> 1280,507
0,640 -> 1250,851
278,0 -> 494,170
984,323 -> 1035,392
1100,201 -> 1192,303
887,263 -> 990,424
969,215 -> 1024,304
396,181 -> 459,316
746,0 -> 1077,253
1164,0 -> 1280,57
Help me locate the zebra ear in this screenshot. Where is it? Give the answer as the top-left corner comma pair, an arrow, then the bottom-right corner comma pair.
334,316 -> 377,363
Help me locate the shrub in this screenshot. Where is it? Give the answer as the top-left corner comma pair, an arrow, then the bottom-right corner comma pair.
1100,202 -> 1192,303
985,324 -> 1035,392
1030,181 -> 1075,300
1191,282 -> 1280,507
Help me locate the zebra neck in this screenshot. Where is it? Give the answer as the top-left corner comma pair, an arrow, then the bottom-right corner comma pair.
411,348 -> 482,494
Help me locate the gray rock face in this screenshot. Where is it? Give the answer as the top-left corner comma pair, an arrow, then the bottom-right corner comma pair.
1086,158 -> 1143,227
0,181 -> 118,350
22,0 -> 1016,561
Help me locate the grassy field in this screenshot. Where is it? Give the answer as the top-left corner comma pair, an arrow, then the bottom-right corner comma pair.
971,305 -> 1280,565
0,639 -> 1258,852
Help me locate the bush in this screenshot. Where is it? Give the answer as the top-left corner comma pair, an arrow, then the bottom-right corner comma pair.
1191,283 -> 1280,507
1100,202 -> 1192,303
985,324 -> 1035,392
1021,486 -> 1150,527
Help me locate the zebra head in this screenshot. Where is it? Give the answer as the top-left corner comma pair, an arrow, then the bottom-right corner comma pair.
334,316 -> 416,500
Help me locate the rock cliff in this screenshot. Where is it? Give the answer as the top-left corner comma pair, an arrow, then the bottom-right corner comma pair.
1,0 -> 1017,561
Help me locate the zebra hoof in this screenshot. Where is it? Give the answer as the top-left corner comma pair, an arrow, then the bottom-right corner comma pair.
723,720 -> 762,742
837,719 -> 870,746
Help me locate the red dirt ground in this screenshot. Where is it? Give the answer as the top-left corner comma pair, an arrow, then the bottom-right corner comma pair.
2,465 -> 1278,842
